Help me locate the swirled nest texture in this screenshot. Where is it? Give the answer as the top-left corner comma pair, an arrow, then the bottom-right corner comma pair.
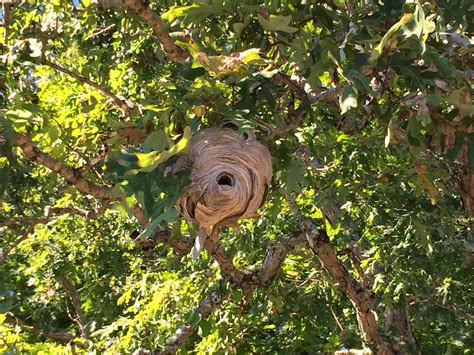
176,127 -> 272,229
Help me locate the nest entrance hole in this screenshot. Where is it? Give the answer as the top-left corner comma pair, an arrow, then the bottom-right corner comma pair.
217,173 -> 234,186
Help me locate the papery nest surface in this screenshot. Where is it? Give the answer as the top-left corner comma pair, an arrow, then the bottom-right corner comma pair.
176,127 -> 272,230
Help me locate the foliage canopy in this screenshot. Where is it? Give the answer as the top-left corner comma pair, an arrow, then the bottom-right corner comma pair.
0,0 -> 473,353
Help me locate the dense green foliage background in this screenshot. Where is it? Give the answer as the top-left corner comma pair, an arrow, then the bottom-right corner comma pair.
0,0 -> 472,353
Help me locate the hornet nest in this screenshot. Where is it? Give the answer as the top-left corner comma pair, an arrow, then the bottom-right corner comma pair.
176,126 -> 272,258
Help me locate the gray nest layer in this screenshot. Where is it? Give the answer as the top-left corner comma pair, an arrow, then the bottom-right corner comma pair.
176,127 -> 272,229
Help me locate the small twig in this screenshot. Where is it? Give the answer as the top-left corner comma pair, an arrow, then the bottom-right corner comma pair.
42,59 -> 133,118
86,23 -> 116,40
279,188 -> 304,224
37,31 -> 133,118
0,226 -> 33,265
325,290 -> 345,335
78,144 -> 108,174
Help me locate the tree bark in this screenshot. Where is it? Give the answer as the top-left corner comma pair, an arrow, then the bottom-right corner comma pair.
441,121 -> 474,215
305,227 -> 394,355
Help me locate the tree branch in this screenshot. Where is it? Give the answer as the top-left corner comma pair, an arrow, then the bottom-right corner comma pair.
41,58 -> 133,118
77,144 -> 109,174
146,228 -> 305,353
4,313 -> 83,346
280,191 -> 394,354
251,230 -> 307,287
15,133 -> 116,200
204,229 -> 248,286
265,73 -> 342,141
162,291 -> 225,354
121,0 -> 189,63
0,205 -> 109,229
272,72 -> 341,103
305,225 -> 393,354
56,274 -> 88,337
0,226 -> 33,265
2,2 -> 11,51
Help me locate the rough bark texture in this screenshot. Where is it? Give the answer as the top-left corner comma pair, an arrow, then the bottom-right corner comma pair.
441,121 -> 474,215
383,303 -> 421,354
121,0 -> 189,63
305,227 -> 394,355
15,134 -> 115,200
161,291 -> 224,355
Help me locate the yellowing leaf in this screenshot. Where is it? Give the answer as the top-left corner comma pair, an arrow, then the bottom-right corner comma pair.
373,13 -> 414,57
385,120 -> 394,147
192,105 -> 206,117
194,49 -> 263,76
162,4 -> 201,22
258,15 -> 298,34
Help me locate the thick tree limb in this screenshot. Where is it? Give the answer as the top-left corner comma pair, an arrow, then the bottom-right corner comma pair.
121,0 -> 189,63
144,229 -> 194,258
148,229 -> 305,353
15,134 -> 115,200
280,191 -> 393,354
305,225 -> 393,354
204,229 -> 247,286
0,216 -> 48,229
383,300 -> 421,354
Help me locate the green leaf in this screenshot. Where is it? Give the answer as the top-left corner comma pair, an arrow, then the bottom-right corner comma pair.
142,130 -> 169,153
258,15 -> 298,34
339,85 -> 358,114
5,109 -> 33,131
136,127 -> 192,172
197,319 -> 212,337
280,159 -> 307,193
188,311 -> 202,327
139,208 -> 178,239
